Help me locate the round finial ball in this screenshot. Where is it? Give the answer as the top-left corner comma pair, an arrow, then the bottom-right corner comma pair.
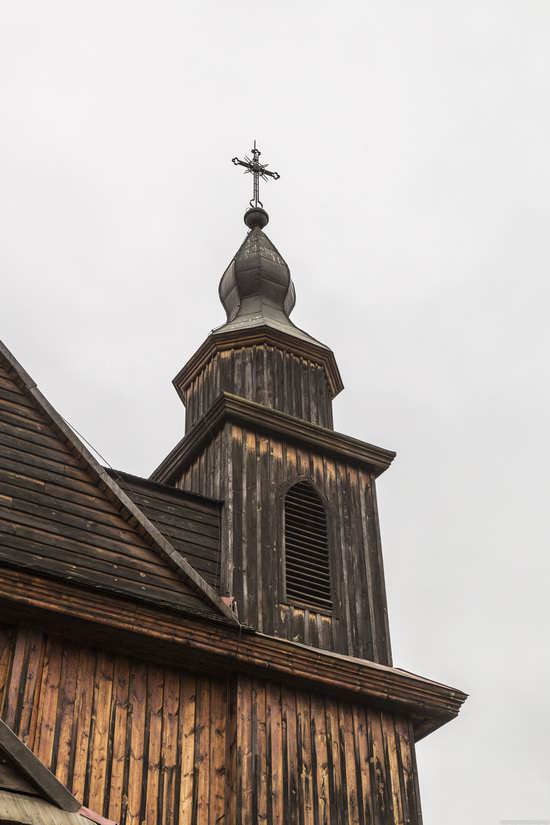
244,207 -> 269,230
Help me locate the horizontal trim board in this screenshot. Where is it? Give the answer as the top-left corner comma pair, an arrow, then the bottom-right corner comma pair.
151,392 -> 396,483
0,566 -> 467,741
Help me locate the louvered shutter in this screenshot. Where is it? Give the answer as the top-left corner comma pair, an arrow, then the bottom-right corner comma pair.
284,481 -> 332,610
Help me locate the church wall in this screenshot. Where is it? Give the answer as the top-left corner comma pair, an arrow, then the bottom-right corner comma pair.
175,423 -> 392,665
182,346 -> 334,432
228,673 -> 423,825
0,621 -> 227,825
0,621 -> 422,825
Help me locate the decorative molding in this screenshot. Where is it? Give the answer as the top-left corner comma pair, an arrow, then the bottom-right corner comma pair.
0,567 -> 467,742
172,326 -> 345,402
151,392 -> 396,484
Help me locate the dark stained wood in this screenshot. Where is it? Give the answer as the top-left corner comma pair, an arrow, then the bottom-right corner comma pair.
0,361 -> 226,621
0,335 -> 464,824
183,346 -> 335,432
0,574 -> 466,739
221,674 -> 424,825
172,326 -> 344,421
175,420 -> 392,664
106,471 -> 222,589
0,623 -> 227,824
151,392 -> 395,486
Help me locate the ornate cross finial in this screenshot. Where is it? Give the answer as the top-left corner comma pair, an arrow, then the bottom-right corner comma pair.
232,141 -> 280,209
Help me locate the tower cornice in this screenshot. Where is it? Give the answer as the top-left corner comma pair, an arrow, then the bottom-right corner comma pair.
151,391 -> 395,485
173,325 -> 344,404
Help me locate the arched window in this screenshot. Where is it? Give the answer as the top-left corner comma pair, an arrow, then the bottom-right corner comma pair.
284,481 -> 332,610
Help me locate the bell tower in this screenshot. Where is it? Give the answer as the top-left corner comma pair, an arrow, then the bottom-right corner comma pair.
151,145 -> 396,664
0,143 -> 465,825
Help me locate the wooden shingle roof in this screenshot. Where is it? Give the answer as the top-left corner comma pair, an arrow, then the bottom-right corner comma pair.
105,470 -> 222,589
0,340 -> 237,625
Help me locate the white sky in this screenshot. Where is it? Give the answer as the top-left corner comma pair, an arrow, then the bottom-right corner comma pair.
1,2 -> 549,822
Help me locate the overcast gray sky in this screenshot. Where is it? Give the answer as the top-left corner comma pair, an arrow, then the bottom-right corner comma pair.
1,1 -> 549,822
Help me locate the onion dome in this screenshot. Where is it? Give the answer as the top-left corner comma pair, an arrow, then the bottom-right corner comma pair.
215,218 -> 324,347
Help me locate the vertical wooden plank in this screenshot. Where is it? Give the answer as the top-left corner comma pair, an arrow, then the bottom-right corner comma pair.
86,651 -> 115,815
125,661 -> 147,825
282,685 -> 299,825
34,635 -> 64,771
310,692 -> 329,825
161,668 -> 180,825
2,626 -> 28,730
196,677 -> 211,825
271,438 -> 285,636
231,425 -> 244,622
339,700 -> 360,825
345,464 -> 371,661
225,676 -> 238,825
367,708 -> 390,823
244,429 -> 258,629
144,665 -> 164,825
297,689 -> 313,825
178,673 -> 197,825
253,679 -> 268,825
358,469 -> 379,664
16,629 -> 46,748
335,462 -> 355,657
260,432 -> 275,637
394,716 -> 414,825
52,640 -> 80,785
107,656 -> 130,825
324,697 -> 344,825
366,477 -> 392,666
266,681 -> 283,825
0,623 -> 15,717
237,675 -> 253,825
209,678 -> 226,825
256,345 -> 266,406
243,347 -> 254,402
383,713 -> 405,825
352,705 -> 375,825
406,719 -> 424,825
222,423 -> 234,597
69,647 -> 96,803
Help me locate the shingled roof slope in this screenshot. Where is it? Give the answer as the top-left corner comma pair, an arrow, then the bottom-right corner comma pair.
105,469 -> 222,590
0,340 -> 237,625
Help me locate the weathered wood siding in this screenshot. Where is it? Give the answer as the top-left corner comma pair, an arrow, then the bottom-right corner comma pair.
227,674 -> 422,825
175,423 -> 392,665
180,346 -> 334,433
0,622 -> 421,825
0,362 -> 214,616
0,622 -> 227,825
112,472 -> 222,590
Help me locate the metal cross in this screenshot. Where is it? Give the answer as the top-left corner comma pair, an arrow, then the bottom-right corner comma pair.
232,141 -> 280,209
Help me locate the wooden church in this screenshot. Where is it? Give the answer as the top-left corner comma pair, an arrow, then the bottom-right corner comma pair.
0,147 -> 466,824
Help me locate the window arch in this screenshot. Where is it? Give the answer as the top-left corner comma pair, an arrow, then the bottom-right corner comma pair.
283,480 -> 332,610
